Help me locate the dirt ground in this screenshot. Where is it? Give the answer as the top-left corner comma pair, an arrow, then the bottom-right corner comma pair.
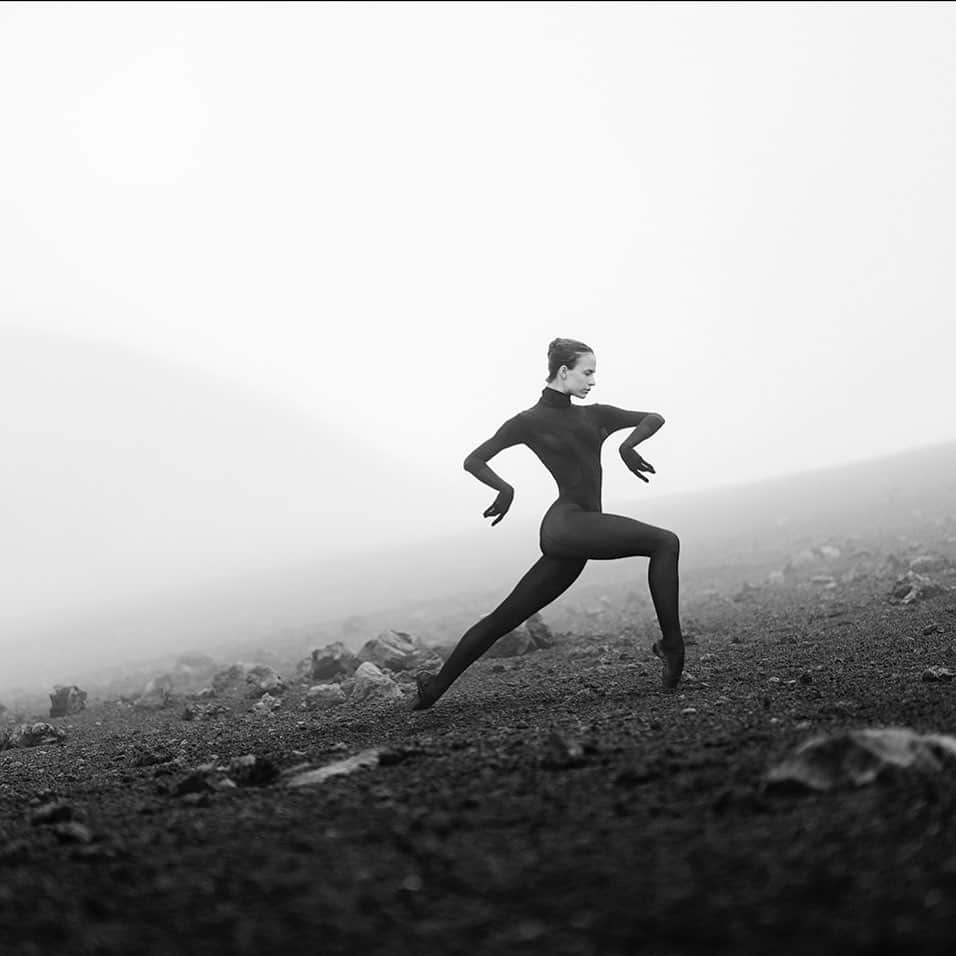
2,538 -> 956,955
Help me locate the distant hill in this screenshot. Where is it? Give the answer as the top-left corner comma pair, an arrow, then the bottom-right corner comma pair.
0,328 -> 448,634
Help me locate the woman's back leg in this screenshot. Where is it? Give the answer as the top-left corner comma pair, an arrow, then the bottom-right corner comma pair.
413,555 -> 587,709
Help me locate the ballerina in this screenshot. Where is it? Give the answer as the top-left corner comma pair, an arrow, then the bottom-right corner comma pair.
413,337 -> 684,709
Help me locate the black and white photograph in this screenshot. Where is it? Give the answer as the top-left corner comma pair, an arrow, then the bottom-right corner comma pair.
2,2 -> 955,953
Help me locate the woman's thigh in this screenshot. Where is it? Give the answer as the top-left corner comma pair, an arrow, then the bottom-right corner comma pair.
544,508 -> 675,561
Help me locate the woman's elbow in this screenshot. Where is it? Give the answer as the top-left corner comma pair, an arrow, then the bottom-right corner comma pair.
649,413 -> 665,427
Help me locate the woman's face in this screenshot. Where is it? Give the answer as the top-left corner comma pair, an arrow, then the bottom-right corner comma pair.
562,352 -> 596,398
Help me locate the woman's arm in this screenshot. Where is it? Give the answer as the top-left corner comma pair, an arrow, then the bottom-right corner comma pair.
463,416 -> 524,525
592,404 -> 665,483
592,404 -> 664,442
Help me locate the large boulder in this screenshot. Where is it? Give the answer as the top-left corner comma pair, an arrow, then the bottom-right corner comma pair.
350,662 -> 404,704
49,685 -> 87,718
357,630 -> 440,673
245,665 -> 285,699
357,630 -> 417,671
310,642 -> 359,682
208,662 -> 286,698
766,728 -> 956,792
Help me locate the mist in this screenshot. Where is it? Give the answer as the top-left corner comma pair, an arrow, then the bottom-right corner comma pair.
2,3 -> 956,688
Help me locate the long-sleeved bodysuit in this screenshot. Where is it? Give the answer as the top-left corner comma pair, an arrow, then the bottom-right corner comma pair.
415,386 -> 682,707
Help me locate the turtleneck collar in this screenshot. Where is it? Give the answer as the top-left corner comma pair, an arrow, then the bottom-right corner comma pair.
538,386 -> 572,409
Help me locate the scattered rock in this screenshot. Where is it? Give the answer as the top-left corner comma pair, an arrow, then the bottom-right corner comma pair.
309,642 -> 359,682
52,822 -> 94,845
48,685 -> 87,718
922,623 -> 944,636
767,570 -> 786,586
889,572 -> 945,605
486,626 -> 537,658
130,745 -> 175,768
211,664 -> 251,696
350,663 -> 404,704
525,613 -> 555,649
818,545 -> 842,561
181,702 -> 228,721
252,693 -> 281,715
810,575 -> 837,588
1,722 -> 67,750
30,801 -> 75,825
766,727 -> 956,792
909,555 -> 951,574
303,684 -> 347,709
172,770 -> 236,797
246,665 -> 285,699
922,666 -> 955,683
226,755 -> 279,787
284,748 -> 382,787
357,630 -> 441,672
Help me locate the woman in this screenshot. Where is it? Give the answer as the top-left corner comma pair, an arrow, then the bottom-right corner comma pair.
412,338 -> 684,710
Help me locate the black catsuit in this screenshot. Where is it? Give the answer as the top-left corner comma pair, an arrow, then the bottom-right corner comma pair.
414,386 -> 683,708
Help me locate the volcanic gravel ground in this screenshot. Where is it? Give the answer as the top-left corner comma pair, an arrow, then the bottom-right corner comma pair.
2,575 -> 956,955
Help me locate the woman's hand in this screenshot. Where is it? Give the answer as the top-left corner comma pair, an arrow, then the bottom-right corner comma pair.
483,486 -> 514,526
620,447 -> 656,483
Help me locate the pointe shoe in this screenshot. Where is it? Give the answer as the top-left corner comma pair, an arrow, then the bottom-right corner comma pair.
652,641 -> 684,691
410,673 -> 439,711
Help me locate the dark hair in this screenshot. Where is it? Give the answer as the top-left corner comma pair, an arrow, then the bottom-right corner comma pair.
546,338 -> 593,382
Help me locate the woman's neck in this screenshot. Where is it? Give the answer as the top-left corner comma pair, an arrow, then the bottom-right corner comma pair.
539,385 -> 572,408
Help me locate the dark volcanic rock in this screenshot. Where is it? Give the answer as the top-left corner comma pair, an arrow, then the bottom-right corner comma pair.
226,755 -> 279,787
357,630 -> 442,673
1,722 -> 67,750
485,625 -> 537,658
310,642 -> 359,682
30,801 -> 75,825
245,665 -> 285,698
48,684 -> 87,717
889,571 -> 946,605
525,612 -> 555,649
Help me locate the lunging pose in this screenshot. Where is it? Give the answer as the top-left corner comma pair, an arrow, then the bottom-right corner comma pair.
412,338 -> 684,710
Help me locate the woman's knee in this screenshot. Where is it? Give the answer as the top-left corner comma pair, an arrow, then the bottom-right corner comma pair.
656,528 -> 680,555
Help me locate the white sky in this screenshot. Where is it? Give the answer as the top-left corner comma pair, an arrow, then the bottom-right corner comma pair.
2,1 -> 956,631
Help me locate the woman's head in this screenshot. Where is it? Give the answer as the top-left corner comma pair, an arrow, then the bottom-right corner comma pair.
546,338 -> 596,398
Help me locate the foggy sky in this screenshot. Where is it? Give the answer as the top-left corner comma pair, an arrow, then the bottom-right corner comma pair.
2,2 -> 955,635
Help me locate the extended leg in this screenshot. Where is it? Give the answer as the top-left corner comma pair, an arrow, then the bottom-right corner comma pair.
412,555 -> 586,710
